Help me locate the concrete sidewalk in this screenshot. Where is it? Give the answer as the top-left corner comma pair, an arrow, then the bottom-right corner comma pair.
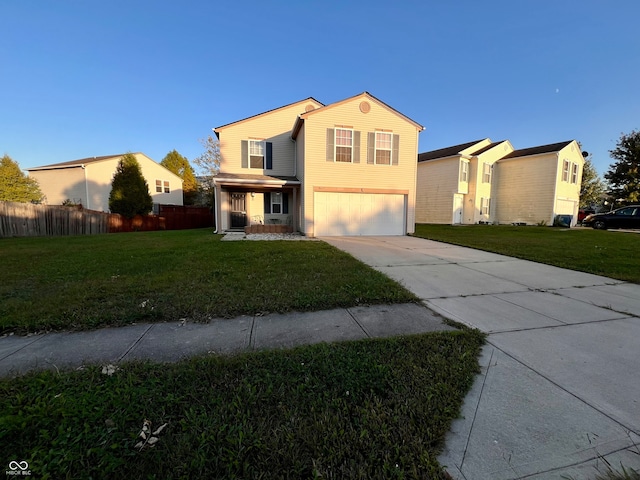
0,303 -> 453,378
323,236 -> 640,480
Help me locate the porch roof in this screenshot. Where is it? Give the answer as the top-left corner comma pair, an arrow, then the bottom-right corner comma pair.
213,172 -> 300,186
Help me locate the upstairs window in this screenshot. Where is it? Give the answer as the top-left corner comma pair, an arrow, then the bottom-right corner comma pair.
164,181 -> 170,193
249,140 -> 265,169
571,163 -> 579,184
335,128 -> 353,163
241,140 -> 272,169
375,132 -> 392,165
460,160 -> 469,182
482,163 -> 491,183
155,180 -> 162,193
562,160 -> 570,182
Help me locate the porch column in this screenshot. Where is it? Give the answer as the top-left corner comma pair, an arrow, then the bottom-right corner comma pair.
292,187 -> 298,233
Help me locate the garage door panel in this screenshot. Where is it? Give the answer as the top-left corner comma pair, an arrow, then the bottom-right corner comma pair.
314,192 -> 405,236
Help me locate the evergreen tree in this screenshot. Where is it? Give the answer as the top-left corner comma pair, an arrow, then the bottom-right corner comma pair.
0,154 -> 43,203
160,150 -> 198,205
108,154 -> 153,218
605,130 -> 640,204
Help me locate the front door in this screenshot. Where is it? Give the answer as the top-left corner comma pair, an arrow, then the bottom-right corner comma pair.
452,194 -> 463,224
230,193 -> 247,228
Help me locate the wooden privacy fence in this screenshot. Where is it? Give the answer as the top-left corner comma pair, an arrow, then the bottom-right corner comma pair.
0,202 -> 214,238
0,202 -> 109,237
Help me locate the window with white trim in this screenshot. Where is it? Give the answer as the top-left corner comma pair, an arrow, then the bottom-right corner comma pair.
482,163 -> 491,183
562,160 -> 570,182
163,181 -> 170,193
155,180 -> 162,193
480,197 -> 490,216
571,163 -> 579,184
375,132 -> 392,165
249,140 -> 265,169
271,192 -> 282,214
460,160 -> 469,182
335,128 -> 353,163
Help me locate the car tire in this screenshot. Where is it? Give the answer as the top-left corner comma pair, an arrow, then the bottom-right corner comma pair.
593,220 -> 607,230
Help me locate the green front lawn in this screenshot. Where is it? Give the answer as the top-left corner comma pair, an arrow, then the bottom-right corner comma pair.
1,229 -> 417,334
0,331 -> 484,479
413,224 -> 640,283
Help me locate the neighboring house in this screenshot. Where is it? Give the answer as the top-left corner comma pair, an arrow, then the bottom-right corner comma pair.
213,92 -> 424,236
493,140 -> 584,226
416,139 -> 584,226
416,139 -> 514,224
27,153 -> 183,212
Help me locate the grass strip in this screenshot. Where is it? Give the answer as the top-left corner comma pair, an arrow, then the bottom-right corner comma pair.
0,330 -> 484,479
414,224 -> 640,283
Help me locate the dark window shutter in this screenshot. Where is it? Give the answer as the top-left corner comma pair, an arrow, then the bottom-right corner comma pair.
353,131 -> 361,163
264,192 -> 271,214
266,142 -> 273,169
326,128 -> 334,162
283,193 -> 288,214
367,132 -> 375,164
392,134 -> 400,165
241,140 -> 248,168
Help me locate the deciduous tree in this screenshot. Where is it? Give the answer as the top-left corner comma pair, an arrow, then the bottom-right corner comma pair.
579,155 -> 606,208
605,130 -> 640,204
108,153 -> 153,218
0,154 -> 43,203
192,135 -> 221,207
160,150 -> 198,205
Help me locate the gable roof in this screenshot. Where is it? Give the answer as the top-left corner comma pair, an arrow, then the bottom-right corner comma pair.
418,140 -> 486,162
213,97 -> 324,136
500,141 -> 574,159
292,92 -> 424,139
28,154 -> 128,171
469,140 -> 508,156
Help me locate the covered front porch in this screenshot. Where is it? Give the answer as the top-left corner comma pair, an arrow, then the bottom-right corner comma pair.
213,173 -> 301,234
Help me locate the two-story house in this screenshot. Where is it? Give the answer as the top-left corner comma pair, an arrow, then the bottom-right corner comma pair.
213,92 -> 424,236
416,139 -> 584,226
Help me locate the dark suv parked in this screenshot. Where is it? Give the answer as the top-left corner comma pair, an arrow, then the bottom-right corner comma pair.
582,205 -> 640,230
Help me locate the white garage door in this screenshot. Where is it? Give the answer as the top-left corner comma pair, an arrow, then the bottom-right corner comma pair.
314,192 -> 406,236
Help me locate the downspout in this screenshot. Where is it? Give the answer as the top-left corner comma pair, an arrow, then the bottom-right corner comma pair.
291,135 -> 298,233
82,165 -> 90,210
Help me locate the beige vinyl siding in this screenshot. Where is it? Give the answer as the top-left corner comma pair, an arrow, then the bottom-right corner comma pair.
300,97 -> 419,236
494,154 -> 558,225
29,167 -> 86,207
217,100 -> 322,177
416,159 -> 460,224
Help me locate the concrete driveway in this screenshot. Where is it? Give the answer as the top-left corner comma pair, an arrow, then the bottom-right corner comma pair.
323,236 -> 640,480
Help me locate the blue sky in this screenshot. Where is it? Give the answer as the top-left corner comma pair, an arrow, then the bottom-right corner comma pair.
2,0 -> 639,176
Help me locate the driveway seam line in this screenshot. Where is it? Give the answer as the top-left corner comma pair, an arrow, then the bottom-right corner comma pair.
487,340 -> 639,435
460,347 -> 495,472
346,308 -> 370,338
0,334 -> 47,362
117,324 -> 154,362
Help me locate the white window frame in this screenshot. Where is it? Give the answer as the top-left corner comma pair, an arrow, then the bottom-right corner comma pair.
271,192 -> 282,214
480,197 -> 490,216
163,181 -> 170,193
460,160 -> 470,182
249,140 -> 265,169
375,132 -> 393,165
562,159 -> 570,182
155,180 -> 162,193
334,128 -> 353,163
482,162 -> 491,183
571,163 -> 579,184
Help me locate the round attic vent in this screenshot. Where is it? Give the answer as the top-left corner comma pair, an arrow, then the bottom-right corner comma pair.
304,104 -> 315,112
359,101 -> 371,113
